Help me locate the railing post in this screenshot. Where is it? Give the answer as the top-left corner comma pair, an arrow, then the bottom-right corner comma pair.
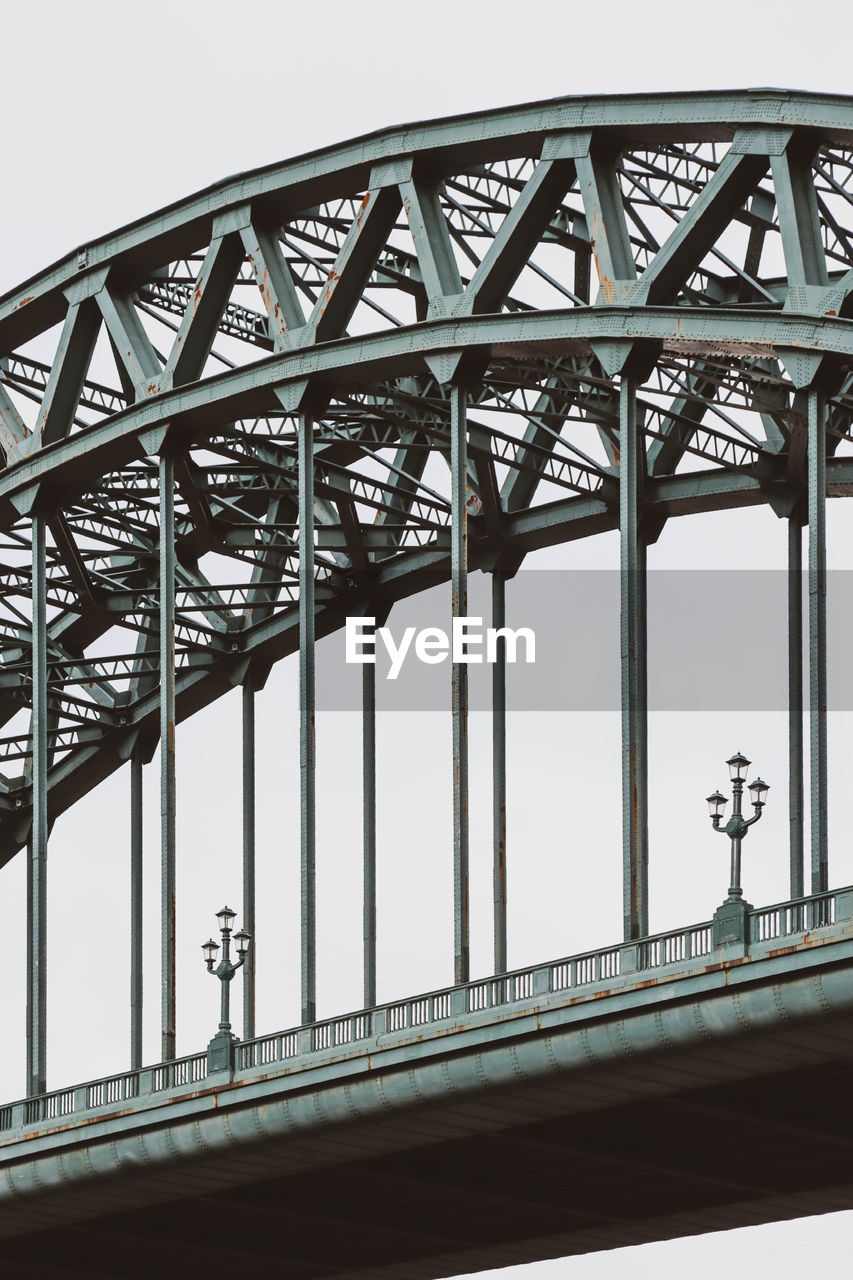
711,900 -> 751,959
834,888 -> 853,921
533,967 -> 551,997
206,1037 -> 235,1077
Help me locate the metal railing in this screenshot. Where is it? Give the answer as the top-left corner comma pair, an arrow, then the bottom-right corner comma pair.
2,885 -> 848,1136
749,891 -> 836,943
15,1051 -> 208,1129
637,924 -> 713,970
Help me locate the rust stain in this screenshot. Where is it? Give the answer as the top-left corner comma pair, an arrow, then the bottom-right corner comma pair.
355,190 -> 371,231
14,296 -> 34,309
590,211 -> 604,286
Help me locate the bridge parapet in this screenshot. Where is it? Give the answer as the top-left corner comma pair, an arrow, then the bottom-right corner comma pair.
3,887 -> 853,1270
3,885 -> 850,1141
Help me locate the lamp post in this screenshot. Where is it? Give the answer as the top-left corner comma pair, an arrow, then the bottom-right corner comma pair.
202,906 -> 251,1072
706,753 -> 769,950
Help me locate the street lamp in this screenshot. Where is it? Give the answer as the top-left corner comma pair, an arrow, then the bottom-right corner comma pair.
707,752 -> 769,904
201,905 -> 251,1072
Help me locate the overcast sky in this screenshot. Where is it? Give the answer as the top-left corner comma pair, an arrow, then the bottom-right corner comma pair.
1,1 -> 852,1275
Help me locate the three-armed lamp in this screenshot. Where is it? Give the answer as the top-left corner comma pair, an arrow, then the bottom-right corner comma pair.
706,752 -> 769,905
201,906 -> 251,1072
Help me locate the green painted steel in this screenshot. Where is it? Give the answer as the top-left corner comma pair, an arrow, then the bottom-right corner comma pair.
241,682 -> 256,1042
620,376 -> 648,940
808,389 -> 828,892
158,453 -> 176,1062
2,885 -> 853,1275
491,570 -> 507,975
362,660 -> 377,1008
451,385 -> 469,985
787,518 -> 804,898
2,88 -> 853,1091
298,411 -> 316,1026
129,749 -> 143,1069
2,883 -> 848,1137
26,513 -> 46,1099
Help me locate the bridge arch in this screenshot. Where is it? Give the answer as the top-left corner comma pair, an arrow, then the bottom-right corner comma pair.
1,88 -> 852,1095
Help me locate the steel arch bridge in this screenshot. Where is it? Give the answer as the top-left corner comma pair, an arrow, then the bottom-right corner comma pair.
2,86 -> 853,1170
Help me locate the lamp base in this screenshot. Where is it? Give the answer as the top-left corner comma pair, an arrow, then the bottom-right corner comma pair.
712,897 -> 754,954
206,1029 -> 238,1075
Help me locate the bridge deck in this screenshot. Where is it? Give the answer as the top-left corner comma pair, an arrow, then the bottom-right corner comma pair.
2,890 -> 853,1278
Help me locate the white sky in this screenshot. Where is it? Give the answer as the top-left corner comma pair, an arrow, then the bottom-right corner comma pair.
1,0 -> 852,1273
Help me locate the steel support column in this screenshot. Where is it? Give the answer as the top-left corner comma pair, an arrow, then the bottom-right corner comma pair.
298,412 -> 316,1024
620,376 -> 649,940
159,452 -> 176,1062
808,389 -> 828,893
27,512 -> 48,1098
363,662 -> 376,1008
451,385 -> 469,985
492,571 -> 507,975
242,682 -> 256,1041
130,749 -> 143,1070
788,519 -> 804,900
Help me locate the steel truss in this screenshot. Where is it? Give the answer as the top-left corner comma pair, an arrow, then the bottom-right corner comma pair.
2,88 -> 853,1094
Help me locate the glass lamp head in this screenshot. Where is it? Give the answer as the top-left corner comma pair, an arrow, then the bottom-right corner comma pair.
706,791 -> 727,820
216,905 -> 237,933
748,777 -> 769,806
727,752 -> 751,782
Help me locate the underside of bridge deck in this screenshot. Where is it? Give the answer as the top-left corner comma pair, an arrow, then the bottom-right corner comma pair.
4,964 -> 853,1280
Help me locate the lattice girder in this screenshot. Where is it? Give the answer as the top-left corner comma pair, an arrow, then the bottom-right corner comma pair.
1,88 -> 852,860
